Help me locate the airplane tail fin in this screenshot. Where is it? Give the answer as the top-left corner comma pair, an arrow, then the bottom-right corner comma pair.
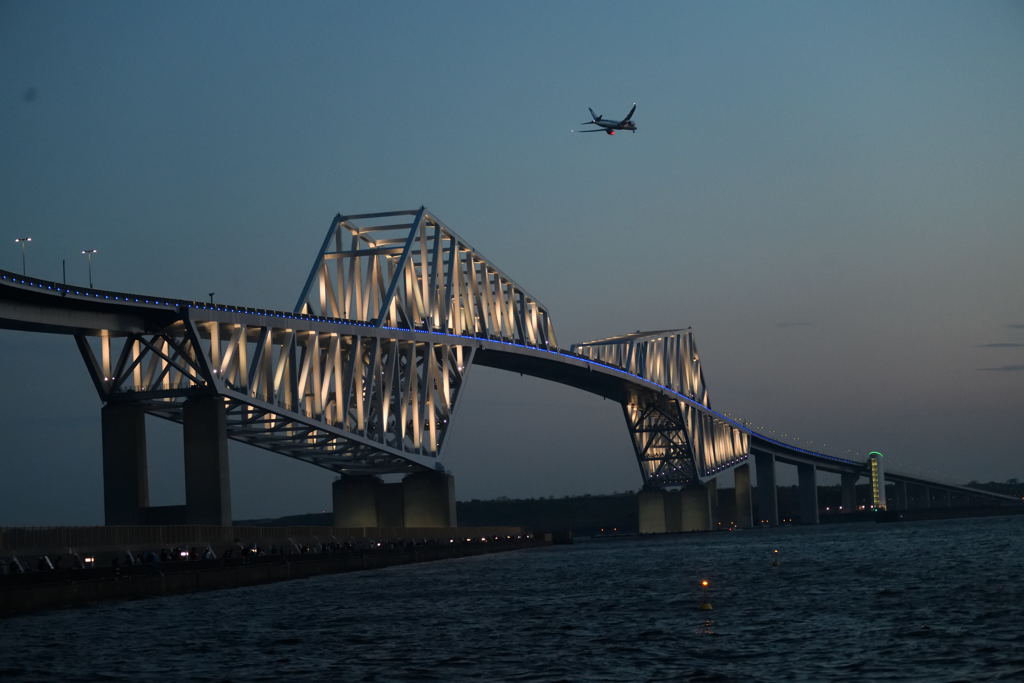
588,107 -> 602,122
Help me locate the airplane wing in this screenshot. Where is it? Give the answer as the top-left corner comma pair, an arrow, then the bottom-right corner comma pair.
575,129 -> 606,133
622,103 -> 637,123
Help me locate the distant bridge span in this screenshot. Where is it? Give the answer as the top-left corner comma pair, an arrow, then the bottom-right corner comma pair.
1,208 -> 1017,528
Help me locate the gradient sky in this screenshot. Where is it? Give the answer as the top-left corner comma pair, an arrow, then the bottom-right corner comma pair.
2,1 -> 1022,525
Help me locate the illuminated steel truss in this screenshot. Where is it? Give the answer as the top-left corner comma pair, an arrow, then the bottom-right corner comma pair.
73,208 -> 565,475
295,208 -> 557,346
59,210 -> 749,485
71,208 -> 563,475
76,313 -> 477,474
572,329 -> 749,487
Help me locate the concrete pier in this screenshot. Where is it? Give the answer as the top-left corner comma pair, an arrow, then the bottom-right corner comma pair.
755,452 -> 779,526
638,485 -> 713,533
182,396 -> 231,526
891,480 -> 907,510
333,472 -> 456,529
332,476 -> 383,528
101,402 -> 150,526
920,485 -> 933,509
638,489 -> 668,534
734,463 -> 753,528
680,485 -> 712,531
664,489 -> 683,533
378,482 -> 405,528
797,463 -> 819,524
841,472 -> 858,513
402,471 -> 456,528
706,478 -> 720,525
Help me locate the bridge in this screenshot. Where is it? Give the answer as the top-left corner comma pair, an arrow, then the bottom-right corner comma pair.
1,208 -> 1018,532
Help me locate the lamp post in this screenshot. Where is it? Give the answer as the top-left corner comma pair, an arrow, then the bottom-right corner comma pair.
81,249 -> 97,288
14,237 -> 31,274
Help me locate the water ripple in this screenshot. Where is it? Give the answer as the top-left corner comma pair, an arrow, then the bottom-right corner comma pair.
1,516 -> 1021,681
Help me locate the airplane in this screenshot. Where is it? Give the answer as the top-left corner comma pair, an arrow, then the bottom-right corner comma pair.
576,103 -> 637,135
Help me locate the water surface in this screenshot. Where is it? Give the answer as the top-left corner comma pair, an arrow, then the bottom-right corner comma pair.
2,516 -> 1022,681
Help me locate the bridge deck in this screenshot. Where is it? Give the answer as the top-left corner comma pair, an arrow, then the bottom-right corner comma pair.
1,268 -> 1018,504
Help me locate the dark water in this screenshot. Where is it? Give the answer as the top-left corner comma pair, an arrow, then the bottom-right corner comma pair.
2,516 -> 1023,681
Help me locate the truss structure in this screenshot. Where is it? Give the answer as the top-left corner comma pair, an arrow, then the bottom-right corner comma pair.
296,208 -> 557,348
572,329 -> 749,487
75,312 -> 475,474
42,211 -> 749,486
69,208 -> 562,475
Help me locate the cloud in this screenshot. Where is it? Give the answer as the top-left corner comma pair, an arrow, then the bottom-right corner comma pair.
978,343 -> 1024,348
978,365 -> 1024,372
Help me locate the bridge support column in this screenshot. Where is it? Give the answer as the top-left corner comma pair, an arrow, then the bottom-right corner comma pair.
664,490 -> 683,533
797,463 -> 819,525
332,476 -> 381,527
706,478 -> 719,527
183,396 -> 231,526
638,489 -> 668,534
734,463 -> 753,529
921,486 -> 933,509
101,402 -> 150,525
681,485 -> 711,532
891,481 -> 907,511
755,452 -> 779,526
841,472 -> 858,513
403,471 -> 456,528
378,482 -> 405,528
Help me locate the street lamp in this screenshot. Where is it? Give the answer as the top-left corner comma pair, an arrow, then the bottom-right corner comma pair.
81,249 -> 98,288
14,237 -> 31,275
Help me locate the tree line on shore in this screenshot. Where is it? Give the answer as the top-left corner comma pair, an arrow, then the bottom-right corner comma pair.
237,480 -> 1022,536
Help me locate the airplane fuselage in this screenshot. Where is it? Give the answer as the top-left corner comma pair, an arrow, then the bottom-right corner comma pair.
580,104 -> 638,134
591,120 -> 637,133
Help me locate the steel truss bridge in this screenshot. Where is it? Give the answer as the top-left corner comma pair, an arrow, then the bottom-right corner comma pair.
0,208 -> 1017,519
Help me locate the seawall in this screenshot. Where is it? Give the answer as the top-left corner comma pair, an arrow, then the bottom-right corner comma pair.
1,525 -> 549,617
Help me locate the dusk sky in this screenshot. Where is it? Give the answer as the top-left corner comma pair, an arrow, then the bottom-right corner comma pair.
2,1 -> 1022,525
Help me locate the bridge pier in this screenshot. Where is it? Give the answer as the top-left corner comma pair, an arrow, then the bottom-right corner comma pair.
706,478 -> 720,526
841,472 -> 858,513
402,471 -> 456,528
102,397 -> 232,526
798,463 -> 819,524
332,471 -> 455,528
332,476 -> 383,527
378,482 -> 405,527
637,485 -> 712,533
920,486 -> 933,509
754,452 -> 779,526
101,402 -> 150,526
664,489 -> 683,533
680,485 -> 712,531
182,396 -> 232,526
638,489 -> 668,534
917,483 -> 933,509
734,463 -> 753,529
891,480 -> 907,510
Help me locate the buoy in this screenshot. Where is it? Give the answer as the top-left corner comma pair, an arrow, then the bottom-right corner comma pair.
770,548 -> 781,567
698,579 -> 713,610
